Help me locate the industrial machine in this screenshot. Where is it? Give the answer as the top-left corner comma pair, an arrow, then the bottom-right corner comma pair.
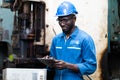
1,0 -> 54,80
1,0 -> 48,68
11,1 -> 47,58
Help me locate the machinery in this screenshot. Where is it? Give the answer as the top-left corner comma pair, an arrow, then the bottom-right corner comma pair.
11,1 -> 47,58
1,1 -> 48,68
0,0 -> 54,79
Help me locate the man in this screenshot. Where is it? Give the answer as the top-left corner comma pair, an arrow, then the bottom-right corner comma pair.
44,1 -> 97,80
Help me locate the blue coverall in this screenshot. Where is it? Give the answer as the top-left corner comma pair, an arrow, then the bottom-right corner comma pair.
50,27 -> 97,80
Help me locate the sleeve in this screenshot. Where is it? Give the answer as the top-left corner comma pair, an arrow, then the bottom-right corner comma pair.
50,38 -> 56,58
47,38 -> 56,71
77,36 -> 97,75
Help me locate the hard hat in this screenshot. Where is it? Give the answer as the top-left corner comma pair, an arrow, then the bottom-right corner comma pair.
56,1 -> 78,16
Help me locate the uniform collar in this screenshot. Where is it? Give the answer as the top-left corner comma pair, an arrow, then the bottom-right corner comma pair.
60,26 -> 79,39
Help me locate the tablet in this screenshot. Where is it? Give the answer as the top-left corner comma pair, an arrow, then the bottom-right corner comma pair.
37,58 -> 55,67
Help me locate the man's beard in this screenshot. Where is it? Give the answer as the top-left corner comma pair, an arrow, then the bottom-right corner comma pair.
62,27 -> 72,34
63,30 -> 70,34
62,25 -> 74,35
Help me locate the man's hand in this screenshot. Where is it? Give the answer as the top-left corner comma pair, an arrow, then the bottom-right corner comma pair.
41,56 -> 79,72
41,56 -> 67,69
53,60 -> 67,69
54,60 -> 79,72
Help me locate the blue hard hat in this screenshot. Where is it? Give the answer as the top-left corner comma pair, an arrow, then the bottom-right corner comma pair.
56,1 -> 78,16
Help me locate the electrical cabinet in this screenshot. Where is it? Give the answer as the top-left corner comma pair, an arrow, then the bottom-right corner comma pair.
2,68 -> 47,80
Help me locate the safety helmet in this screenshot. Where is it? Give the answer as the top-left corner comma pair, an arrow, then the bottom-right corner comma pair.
56,1 -> 78,16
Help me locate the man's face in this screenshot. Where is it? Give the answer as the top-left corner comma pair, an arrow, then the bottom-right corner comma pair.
57,15 -> 76,35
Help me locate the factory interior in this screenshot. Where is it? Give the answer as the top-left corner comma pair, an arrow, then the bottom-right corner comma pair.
0,0 -> 120,80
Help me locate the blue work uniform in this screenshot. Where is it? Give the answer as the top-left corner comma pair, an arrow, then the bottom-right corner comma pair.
50,26 -> 97,80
